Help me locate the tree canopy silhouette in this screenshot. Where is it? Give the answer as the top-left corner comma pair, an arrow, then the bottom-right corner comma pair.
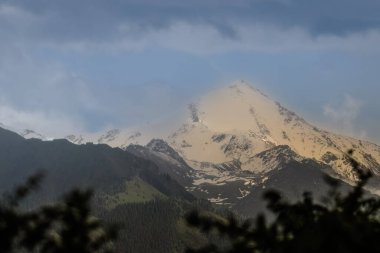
0,173 -> 117,253
186,150 -> 380,253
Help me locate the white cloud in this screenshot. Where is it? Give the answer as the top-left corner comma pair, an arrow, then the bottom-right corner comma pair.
48,22 -> 380,55
323,94 -> 364,137
0,47 -> 187,136
0,103 -> 86,137
0,49 -> 102,137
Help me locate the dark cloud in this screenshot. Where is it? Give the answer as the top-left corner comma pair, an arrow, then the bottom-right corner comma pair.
1,0 -> 379,46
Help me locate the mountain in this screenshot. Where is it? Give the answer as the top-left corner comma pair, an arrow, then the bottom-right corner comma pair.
167,81 -> 380,204
0,126 -> 212,252
126,139 -> 196,187
19,129 -> 47,140
10,80 -> 379,210
58,81 -> 379,206
65,127 -> 157,149
0,127 -> 195,203
0,122 -> 48,140
234,147 -> 348,217
167,81 -> 380,180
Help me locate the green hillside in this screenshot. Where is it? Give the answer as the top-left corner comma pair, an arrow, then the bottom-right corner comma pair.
0,127 -> 204,252
99,177 -> 167,209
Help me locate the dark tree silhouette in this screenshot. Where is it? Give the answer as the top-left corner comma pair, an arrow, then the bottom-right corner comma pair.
0,173 -> 117,253
186,150 -> 380,253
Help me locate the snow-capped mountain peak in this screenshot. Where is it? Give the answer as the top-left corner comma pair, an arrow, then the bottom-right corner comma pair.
0,123 -> 47,140
189,80 -> 281,133
20,129 -> 46,140
167,80 -> 380,182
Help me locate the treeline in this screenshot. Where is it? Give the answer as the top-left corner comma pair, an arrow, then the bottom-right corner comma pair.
101,200 -> 186,252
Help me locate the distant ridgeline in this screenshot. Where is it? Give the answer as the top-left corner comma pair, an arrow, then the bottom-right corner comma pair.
0,127 -> 209,252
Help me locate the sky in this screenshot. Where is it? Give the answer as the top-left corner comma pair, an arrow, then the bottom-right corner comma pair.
0,0 -> 379,142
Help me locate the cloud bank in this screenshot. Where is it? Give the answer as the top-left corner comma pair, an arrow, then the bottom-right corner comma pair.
3,0 -> 380,40
1,0 -> 380,54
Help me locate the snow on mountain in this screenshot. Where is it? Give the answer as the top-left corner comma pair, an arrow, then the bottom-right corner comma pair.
0,122 -> 48,140
64,128 -> 155,149
167,80 -> 380,182
241,145 -> 304,173
65,134 -> 86,145
126,139 -> 196,187
20,129 -> 47,140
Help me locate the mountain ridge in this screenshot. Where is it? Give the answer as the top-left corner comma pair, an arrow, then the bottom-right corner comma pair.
5,80 -> 380,204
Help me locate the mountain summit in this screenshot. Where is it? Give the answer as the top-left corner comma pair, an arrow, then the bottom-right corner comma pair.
168,81 -> 380,181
